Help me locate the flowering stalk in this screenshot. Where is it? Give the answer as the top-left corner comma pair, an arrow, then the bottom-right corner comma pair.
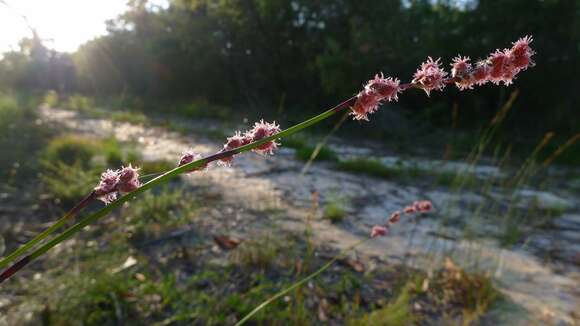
235,238 -> 371,326
0,36 -> 534,283
235,201 -> 432,325
0,96 -> 357,283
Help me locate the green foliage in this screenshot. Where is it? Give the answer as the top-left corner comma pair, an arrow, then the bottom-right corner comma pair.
295,144 -> 338,162
337,158 -> 392,179
282,135 -> 307,150
229,236 -> 282,270
64,95 -> 96,112
42,135 -> 101,167
125,187 -> 198,241
42,90 -> 59,107
41,161 -> 100,205
172,100 -> 230,121
40,135 -> 142,204
111,111 -> 149,125
348,283 -> 415,326
426,265 -> 501,324
323,199 -> 347,223
0,93 -> 53,183
48,264 -> 138,325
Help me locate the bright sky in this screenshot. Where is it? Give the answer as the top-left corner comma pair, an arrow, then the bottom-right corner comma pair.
0,0 -> 130,53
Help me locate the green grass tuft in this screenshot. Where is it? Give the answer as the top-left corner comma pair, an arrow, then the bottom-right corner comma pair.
323,200 -> 347,223
125,187 -> 199,241
348,282 -> 415,326
229,236 -> 283,270
111,111 -> 149,125
337,158 -> 392,178
295,144 -> 338,162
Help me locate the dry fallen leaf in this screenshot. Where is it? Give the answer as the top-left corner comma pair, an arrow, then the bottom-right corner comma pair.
318,298 -> 329,322
213,235 -> 241,250
342,258 -> 365,273
112,256 -> 137,273
295,259 -> 303,274
421,278 -> 430,292
444,257 -> 458,271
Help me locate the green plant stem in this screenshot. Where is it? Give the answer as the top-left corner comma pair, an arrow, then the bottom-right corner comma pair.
0,191 -> 95,269
0,96 -> 356,283
235,238 -> 370,326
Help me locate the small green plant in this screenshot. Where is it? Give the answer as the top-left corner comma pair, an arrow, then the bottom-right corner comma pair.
42,135 -> 101,167
41,136 -> 142,204
0,93 -> 53,183
42,90 -> 59,107
111,111 -> 148,125
323,199 -> 347,223
282,135 -> 307,149
433,261 -> 501,324
337,158 -> 392,179
295,144 -> 338,162
125,187 -> 198,241
175,99 -> 230,121
42,161 -> 100,204
348,282 -> 415,326
230,236 -> 283,270
64,95 -> 96,113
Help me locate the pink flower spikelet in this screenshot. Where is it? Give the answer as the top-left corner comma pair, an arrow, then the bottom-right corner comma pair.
412,57 -> 448,96
415,200 -> 433,212
117,165 -> 141,193
451,56 -> 475,90
367,74 -> 401,101
370,225 -> 389,238
247,120 -> 281,155
352,90 -> 381,121
351,74 -> 400,121
403,205 -> 416,214
488,50 -> 516,85
370,200 -> 433,238
219,131 -> 251,166
472,61 -> 491,86
99,192 -> 118,205
510,36 -> 534,71
178,151 -> 207,172
388,211 -> 401,224
404,200 -> 433,215
94,165 -> 141,204
94,169 -> 120,204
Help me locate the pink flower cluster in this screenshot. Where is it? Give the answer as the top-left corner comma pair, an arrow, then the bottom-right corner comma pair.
412,57 -> 448,95
352,73 -> 400,121
451,36 -> 535,88
94,165 -> 141,204
370,200 -> 433,238
178,151 -> 207,172
219,120 -> 281,165
351,36 -> 535,121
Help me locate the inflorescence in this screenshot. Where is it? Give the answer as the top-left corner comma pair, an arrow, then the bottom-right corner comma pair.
353,36 -> 534,120
93,36 -> 535,201
94,165 -> 141,204
370,200 -> 433,238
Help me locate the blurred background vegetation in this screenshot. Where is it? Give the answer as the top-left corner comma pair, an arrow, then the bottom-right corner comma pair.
1,0 -> 578,162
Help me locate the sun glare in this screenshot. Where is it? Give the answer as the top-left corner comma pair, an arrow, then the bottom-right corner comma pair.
0,0 -> 129,53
